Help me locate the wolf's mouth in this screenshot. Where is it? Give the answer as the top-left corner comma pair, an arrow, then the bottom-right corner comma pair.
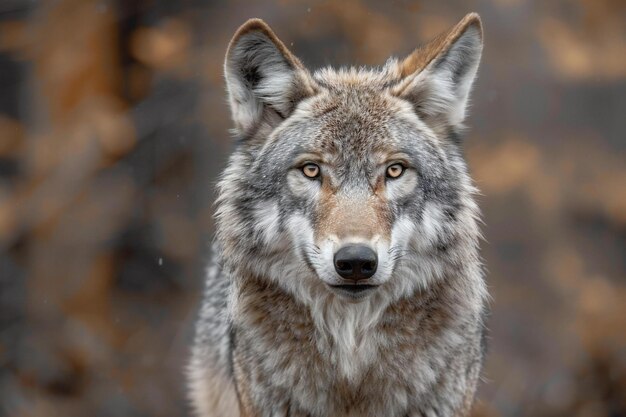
332,284 -> 376,292
329,284 -> 378,299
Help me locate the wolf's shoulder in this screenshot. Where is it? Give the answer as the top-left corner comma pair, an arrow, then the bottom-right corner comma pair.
190,243 -> 232,372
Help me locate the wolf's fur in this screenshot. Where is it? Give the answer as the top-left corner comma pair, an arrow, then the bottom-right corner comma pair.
189,13 -> 487,417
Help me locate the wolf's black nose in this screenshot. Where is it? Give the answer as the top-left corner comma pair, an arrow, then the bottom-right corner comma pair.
334,245 -> 378,281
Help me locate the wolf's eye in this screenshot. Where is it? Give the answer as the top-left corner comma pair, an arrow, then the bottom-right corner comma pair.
386,163 -> 405,179
302,163 -> 320,179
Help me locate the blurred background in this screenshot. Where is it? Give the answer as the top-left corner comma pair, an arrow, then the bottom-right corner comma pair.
0,0 -> 624,416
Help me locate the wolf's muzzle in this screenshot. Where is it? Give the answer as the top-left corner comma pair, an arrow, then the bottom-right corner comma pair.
333,244 -> 378,281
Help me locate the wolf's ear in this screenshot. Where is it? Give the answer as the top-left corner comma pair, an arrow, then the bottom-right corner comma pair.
225,19 -> 317,135
392,13 -> 483,130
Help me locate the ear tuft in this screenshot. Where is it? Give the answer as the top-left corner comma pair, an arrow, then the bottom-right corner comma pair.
224,19 -> 316,135
393,13 -> 484,131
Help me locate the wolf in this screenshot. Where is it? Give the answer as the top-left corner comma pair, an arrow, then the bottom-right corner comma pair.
188,12 -> 488,417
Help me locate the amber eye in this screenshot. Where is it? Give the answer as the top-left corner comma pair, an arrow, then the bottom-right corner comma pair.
386,163 -> 405,179
302,163 -> 320,179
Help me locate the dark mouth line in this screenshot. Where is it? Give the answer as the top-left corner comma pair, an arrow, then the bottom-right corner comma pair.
331,284 -> 378,293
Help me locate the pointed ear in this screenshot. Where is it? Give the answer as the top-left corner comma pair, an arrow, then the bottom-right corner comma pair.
392,13 -> 483,130
224,19 -> 317,135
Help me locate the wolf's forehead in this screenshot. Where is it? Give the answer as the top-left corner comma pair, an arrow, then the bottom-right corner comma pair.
312,64 -> 402,90
277,67 -> 422,161
303,88 -> 407,155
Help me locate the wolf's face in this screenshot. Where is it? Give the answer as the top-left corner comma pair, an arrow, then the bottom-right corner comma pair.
218,16 -> 483,302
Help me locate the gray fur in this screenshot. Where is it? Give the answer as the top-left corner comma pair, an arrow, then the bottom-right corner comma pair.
189,14 -> 487,417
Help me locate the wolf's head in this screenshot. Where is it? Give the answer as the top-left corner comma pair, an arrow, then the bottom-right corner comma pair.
217,15 -> 483,303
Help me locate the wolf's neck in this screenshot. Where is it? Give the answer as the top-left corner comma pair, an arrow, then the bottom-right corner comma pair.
233,273 -> 451,381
